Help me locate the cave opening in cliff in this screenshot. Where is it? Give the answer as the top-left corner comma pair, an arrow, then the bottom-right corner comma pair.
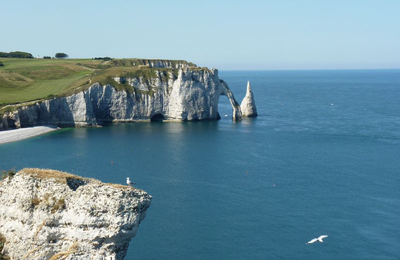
151,113 -> 165,122
7,119 -> 17,129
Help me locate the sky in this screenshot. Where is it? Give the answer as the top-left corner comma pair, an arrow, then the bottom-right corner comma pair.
2,0 -> 400,70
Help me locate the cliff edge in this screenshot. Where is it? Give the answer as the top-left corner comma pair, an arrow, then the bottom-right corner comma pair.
0,168 -> 152,260
1,60 -> 243,130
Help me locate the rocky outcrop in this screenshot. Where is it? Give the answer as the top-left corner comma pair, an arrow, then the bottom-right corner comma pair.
134,59 -> 195,69
240,81 -> 258,117
0,168 -> 151,260
1,67 -> 243,129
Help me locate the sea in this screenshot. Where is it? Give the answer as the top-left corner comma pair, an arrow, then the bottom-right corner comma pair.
1,70 -> 400,260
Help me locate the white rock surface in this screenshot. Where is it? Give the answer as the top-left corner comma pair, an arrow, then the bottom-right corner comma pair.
1,67 -> 243,129
0,168 -> 151,260
240,81 -> 258,117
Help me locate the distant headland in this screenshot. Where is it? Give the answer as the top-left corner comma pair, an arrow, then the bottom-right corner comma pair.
0,54 -> 257,131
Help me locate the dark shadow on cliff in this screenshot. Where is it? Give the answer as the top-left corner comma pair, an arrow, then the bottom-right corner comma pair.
43,98 -> 76,127
66,177 -> 88,191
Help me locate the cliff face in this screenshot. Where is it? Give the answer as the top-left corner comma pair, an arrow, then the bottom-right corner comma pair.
1,66 -> 242,129
0,168 -> 151,260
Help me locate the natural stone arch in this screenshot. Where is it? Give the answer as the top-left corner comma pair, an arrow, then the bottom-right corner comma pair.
219,80 -> 242,120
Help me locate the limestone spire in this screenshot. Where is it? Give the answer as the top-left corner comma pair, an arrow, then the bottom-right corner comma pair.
240,81 -> 258,117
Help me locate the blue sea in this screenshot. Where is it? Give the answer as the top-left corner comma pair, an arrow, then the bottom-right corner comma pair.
1,70 -> 400,260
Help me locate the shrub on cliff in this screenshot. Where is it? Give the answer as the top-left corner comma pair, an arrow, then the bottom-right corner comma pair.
0,61 -> 3,66
51,198 -> 66,213
0,233 -> 4,251
0,168 -> 16,180
0,233 -> 10,260
93,57 -> 113,61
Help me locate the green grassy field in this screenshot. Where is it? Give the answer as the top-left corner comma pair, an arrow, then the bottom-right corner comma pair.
0,58 -> 100,105
0,58 -> 195,108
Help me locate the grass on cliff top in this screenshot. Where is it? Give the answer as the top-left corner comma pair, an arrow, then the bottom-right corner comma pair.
20,168 -> 86,181
0,58 -> 197,109
17,168 -> 135,190
0,58 -> 100,106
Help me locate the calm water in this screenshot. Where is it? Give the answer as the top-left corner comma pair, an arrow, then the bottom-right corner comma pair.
1,70 -> 400,260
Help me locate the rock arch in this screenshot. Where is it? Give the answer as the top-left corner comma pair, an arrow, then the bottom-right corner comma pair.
219,80 -> 242,120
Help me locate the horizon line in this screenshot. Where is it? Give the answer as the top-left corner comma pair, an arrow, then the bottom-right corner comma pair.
2,56 -> 398,71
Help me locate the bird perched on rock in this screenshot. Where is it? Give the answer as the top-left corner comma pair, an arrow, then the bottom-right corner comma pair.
306,235 -> 328,245
126,177 -> 136,186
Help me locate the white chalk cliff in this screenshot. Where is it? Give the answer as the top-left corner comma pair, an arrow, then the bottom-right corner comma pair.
1,62 -> 243,129
240,81 -> 258,117
0,168 -> 151,259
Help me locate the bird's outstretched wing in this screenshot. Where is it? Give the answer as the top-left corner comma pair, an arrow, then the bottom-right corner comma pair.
306,238 -> 318,244
317,235 -> 328,242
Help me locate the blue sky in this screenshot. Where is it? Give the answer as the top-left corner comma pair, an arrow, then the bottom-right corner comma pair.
2,0 -> 399,70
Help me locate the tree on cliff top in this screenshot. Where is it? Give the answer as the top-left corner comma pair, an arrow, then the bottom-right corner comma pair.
55,53 -> 68,59
0,51 -> 33,58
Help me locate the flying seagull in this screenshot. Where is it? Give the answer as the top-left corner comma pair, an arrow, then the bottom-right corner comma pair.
126,177 -> 136,186
306,235 -> 328,245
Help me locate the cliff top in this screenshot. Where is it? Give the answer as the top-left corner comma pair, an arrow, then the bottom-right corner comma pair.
0,57 -> 200,109
7,168 -> 137,190
19,168 -> 86,180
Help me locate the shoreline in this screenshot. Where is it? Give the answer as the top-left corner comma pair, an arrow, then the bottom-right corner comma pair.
0,126 -> 60,145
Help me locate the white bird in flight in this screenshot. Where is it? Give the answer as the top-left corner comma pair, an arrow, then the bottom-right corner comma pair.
306,235 -> 328,245
126,177 -> 136,186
